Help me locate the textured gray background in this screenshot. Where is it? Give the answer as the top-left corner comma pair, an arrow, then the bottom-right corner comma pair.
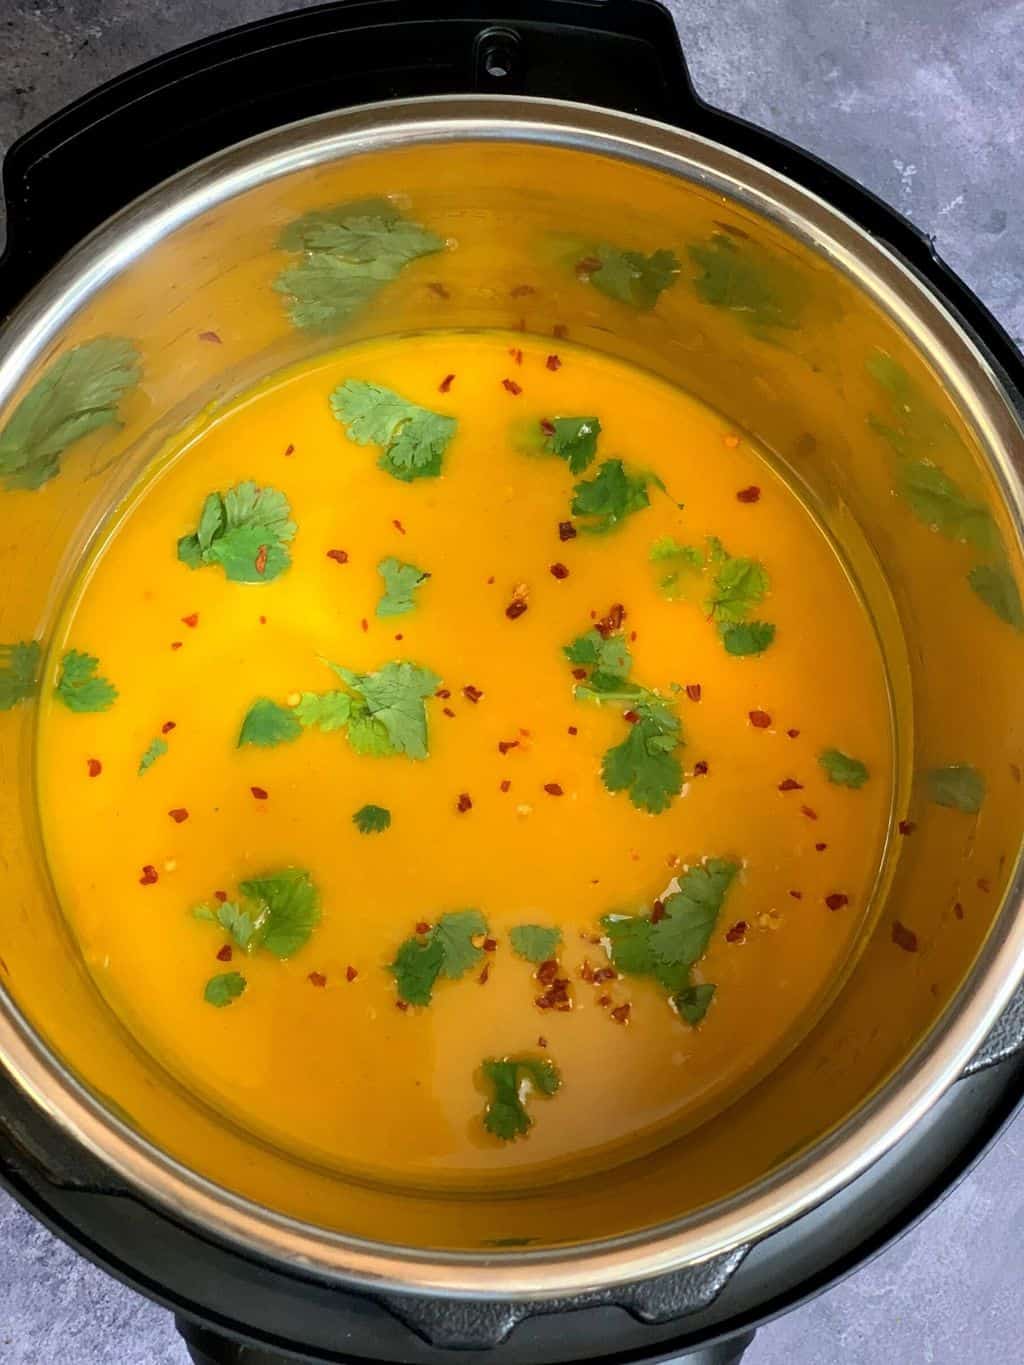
1,1 -> 1023,1362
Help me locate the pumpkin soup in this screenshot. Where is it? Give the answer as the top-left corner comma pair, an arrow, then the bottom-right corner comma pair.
35,330 -> 894,1189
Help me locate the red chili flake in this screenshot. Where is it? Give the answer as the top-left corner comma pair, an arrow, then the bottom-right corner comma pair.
511,284 -> 536,297
483,937 -> 497,953
651,899 -> 667,923
217,945 -> 233,962
396,1000 -> 409,1012
509,347 -> 524,365
326,548 -> 349,564
500,779 -> 511,793
415,922 -> 431,935
486,575 -> 496,585
478,961 -> 492,986
443,706 -> 456,718
558,520 -> 577,541
622,710 -> 640,725
394,633 -> 403,642
259,615 -> 267,625
693,760 -> 709,776
575,255 -> 603,278
536,959 -> 559,985
498,739 -> 519,755
251,786 -> 269,800
435,688 -> 451,699
392,518 -> 406,535
346,965 -> 359,981
439,373 -> 455,393
749,710 -> 772,728
736,486 -> 761,503
546,354 -> 562,371
726,921 -> 748,942
567,725 -> 578,736
801,805 -> 818,820
815,842 -> 827,852
171,641 -> 183,651
630,630 -> 638,643
308,971 -> 327,987
537,1035 -> 548,1048
787,728 -> 800,739
977,877 -> 992,893
162,721 -> 176,734
593,966 -> 618,984
198,330 -> 221,344
462,684 -> 484,704
519,727 -> 532,738
825,893 -> 849,911
502,378 -> 523,396
427,281 -> 450,299
456,792 -> 473,813
254,544 -> 268,576
181,612 -> 199,628
550,562 -> 570,579
610,1003 -> 632,1025
892,921 -> 918,953
580,960 -> 596,984
284,443 -> 295,457
168,808 -> 189,823
597,994 -> 612,1007
898,819 -> 916,835
686,684 -> 702,702
214,890 -> 228,903
87,758 -> 102,778
543,783 -> 564,796
953,902 -> 964,920
571,667 -> 587,680
596,603 -> 626,637
778,778 -> 803,791
553,323 -> 569,339
139,865 -> 158,886
539,418 -> 557,438
360,618 -> 369,633
505,598 -> 528,620
789,889 -> 803,900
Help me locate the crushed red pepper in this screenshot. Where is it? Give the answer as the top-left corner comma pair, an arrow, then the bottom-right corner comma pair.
749,710 -> 772,728
815,841 -> 828,852
509,347 -> 523,365
443,706 -> 456,717
360,618 -> 369,632
168,808 -> 189,823
198,330 -> 221,344
439,373 -> 455,393
510,284 -> 536,297
435,687 -> 451,699
725,921 -> 748,942
251,786 -> 269,800
478,961 -> 492,986
161,721 -> 176,733
392,518 -> 406,534
686,684 -> 702,702
87,758 -> 102,778
254,544 -> 268,576
346,965 -> 359,981
651,899 -> 667,923
825,892 -> 849,911
892,921 -> 919,953
427,281 -> 450,299
171,641 -> 183,650
462,684 -> 484,704
596,603 -> 626,637
502,378 -> 523,396
308,971 -> 327,987
693,760 -> 709,776
550,562 -> 570,579
217,945 -> 233,962
498,739 -> 519,755
181,612 -> 199,628
977,877 -> 991,893
284,443 -> 295,457
801,805 -> 818,820
575,256 -> 602,278
505,598 -> 528,620
567,725 -> 578,736
540,417 -> 556,437
778,778 -> 803,791
543,783 -> 564,796
537,1035 -> 548,1048
571,667 -> 587,680
214,890 -> 228,903
483,937 -> 497,953
500,779 -> 511,793
139,865 -> 158,886
558,520 -> 577,541
787,728 -> 800,738
456,792 -> 473,813
415,921 -> 431,935
736,486 -> 761,503
610,1003 -> 632,1025
789,889 -> 803,900
898,819 -> 916,835
953,902 -> 964,920
396,1000 -> 409,1012
546,354 -> 562,371
326,548 -> 349,564
623,710 -> 639,724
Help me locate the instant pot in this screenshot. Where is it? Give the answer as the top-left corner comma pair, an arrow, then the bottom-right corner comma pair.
2,3 -> 1023,1362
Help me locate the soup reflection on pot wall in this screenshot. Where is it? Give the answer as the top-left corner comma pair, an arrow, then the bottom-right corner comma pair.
0,103 -> 1022,1292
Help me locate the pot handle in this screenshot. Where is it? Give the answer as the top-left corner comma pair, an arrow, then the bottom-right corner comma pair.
0,0 -> 699,315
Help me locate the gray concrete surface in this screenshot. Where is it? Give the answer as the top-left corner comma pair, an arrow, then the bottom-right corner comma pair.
1,1 -> 1022,1361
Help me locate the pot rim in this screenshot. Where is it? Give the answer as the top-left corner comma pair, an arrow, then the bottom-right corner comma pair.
2,93 -> 1023,1300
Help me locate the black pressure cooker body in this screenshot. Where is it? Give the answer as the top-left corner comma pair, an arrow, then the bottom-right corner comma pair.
3,5 -> 1024,1364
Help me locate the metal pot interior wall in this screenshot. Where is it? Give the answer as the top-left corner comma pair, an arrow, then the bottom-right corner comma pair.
1,124 -> 1023,1265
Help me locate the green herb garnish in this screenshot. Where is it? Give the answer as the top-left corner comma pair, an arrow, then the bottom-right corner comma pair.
177,481 -> 296,583
674,981 -> 716,1025
571,459 -> 659,534
204,972 -> 247,1008
509,924 -> 562,963
968,563 -> 1024,629
376,556 -> 430,617
0,641 -> 40,711
195,871 -> 321,958
652,535 -> 775,656
719,621 -> 776,656
927,764 -> 986,814
0,337 -> 141,491
330,380 -> 457,482
896,461 -> 999,553
687,233 -> 802,333
274,198 -> 444,333
391,909 -> 487,1005
293,691 -> 352,732
544,416 -> 602,474
138,736 -> 168,774
482,1056 -> 562,1140
582,244 -> 679,310
238,698 -> 303,748
323,659 -> 440,759
55,650 -> 117,713
353,803 -> 391,834
819,749 -> 869,789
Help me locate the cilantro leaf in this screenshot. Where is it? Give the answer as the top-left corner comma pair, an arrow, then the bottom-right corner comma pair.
601,915 -> 658,976
969,563 -> 1024,629
353,803 -> 391,834
719,621 -> 776,656
390,909 -> 488,1004
237,868 -> 321,958
584,244 -> 679,310
330,380 -> 457,482
274,199 -> 443,332
294,691 -> 352,732
571,459 -> 655,534
0,337 -> 141,492
707,556 -> 769,624
649,538 -> 706,599
563,629 -> 631,679
326,659 -> 441,760
377,557 -> 430,617
0,641 -> 40,711
675,982 -> 716,1025
896,461 -> 998,553
204,972 -> 247,1007
194,900 -> 261,951
867,352 -> 960,459
238,698 -> 303,748
819,749 -> 869,788
927,764 -> 986,814
687,234 -> 801,332
509,924 -> 562,963
55,650 -> 117,713
601,700 -> 683,814
482,1056 -> 562,1141
178,481 -> 295,583
545,417 -> 602,475
138,736 -> 168,774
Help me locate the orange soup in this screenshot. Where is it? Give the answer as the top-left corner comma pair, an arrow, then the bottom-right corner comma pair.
36,330 -> 894,1189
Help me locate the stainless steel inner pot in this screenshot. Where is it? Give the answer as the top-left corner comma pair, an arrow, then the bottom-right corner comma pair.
1,96 -> 1023,1299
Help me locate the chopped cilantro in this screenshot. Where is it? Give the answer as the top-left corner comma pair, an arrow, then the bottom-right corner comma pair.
651,535 -> 774,655
55,650 -> 117,713
707,556 -> 769,623
482,1056 -> 562,1140
0,337 -> 141,492
274,198 -> 443,332
177,481 -> 295,583
238,698 -> 303,748
376,557 -> 430,617
896,461 -> 998,553
584,244 -> 679,310
545,416 -> 602,474
294,691 -> 352,732
602,700 -> 684,815
195,900 -> 260,951
969,562 -> 1024,629
391,909 -> 487,1005
819,749 -> 869,789
719,621 -> 776,656
649,537 -> 706,599
563,628 -> 632,682
571,459 -> 658,534
675,982 -> 716,1025
196,870 -> 322,960
204,972 -> 247,1008
353,803 -> 391,834
330,380 -> 457,482
0,641 -> 40,711
325,659 -> 440,760
509,924 -> 562,963
687,233 -> 802,333
138,736 -> 168,774
927,764 -> 985,814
